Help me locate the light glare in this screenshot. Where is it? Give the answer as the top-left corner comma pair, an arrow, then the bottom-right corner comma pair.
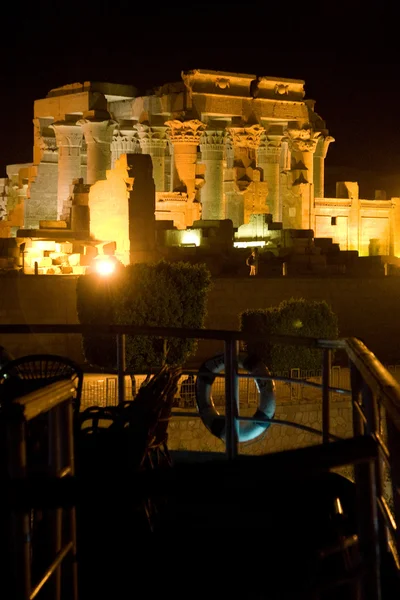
94,257 -> 116,276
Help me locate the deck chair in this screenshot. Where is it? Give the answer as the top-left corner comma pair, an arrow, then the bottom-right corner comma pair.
0,353 -> 83,415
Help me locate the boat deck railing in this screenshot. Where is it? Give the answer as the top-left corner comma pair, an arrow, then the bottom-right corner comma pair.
1,324 -> 400,599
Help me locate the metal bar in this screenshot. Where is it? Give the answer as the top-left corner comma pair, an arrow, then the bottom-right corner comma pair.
49,405 -> 63,600
224,338 -> 238,460
116,333 -> 126,406
66,399 -> 79,600
362,385 -> 388,552
0,323 -> 347,349
351,363 -> 364,437
30,541 -> 74,600
322,348 -> 331,444
354,459 -> 381,600
6,417 -> 31,600
377,495 -> 398,541
386,417 -> 400,558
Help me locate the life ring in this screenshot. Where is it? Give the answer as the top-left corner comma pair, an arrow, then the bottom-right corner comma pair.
195,353 -> 276,443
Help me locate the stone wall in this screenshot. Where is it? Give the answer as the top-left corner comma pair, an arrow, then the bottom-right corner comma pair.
78,371 -> 353,456
167,398 -> 353,455
1,274 -> 400,366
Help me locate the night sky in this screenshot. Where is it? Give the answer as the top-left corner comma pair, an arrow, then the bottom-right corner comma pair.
1,8 -> 399,198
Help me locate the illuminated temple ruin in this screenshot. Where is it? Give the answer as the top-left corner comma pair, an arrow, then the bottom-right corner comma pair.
1,69 -> 400,272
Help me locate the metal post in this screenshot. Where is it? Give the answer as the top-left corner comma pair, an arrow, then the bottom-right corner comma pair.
362,384 -> 388,554
351,363 -> 363,437
117,333 -> 126,406
49,405 -> 63,600
356,459 -> 382,600
6,414 -> 31,599
322,348 -> 331,444
350,364 -> 382,598
386,417 -> 400,558
224,337 -> 239,460
65,398 -> 79,600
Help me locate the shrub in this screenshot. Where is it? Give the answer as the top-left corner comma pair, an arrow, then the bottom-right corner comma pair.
240,298 -> 339,373
76,259 -> 212,373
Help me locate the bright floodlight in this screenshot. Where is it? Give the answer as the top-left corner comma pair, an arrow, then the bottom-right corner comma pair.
94,256 -> 116,276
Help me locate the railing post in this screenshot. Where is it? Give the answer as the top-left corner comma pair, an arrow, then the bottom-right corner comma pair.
362,383 -> 388,558
386,417 -> 400,558
351,362 -> 363,437
322,348 -> 331,444
5,411 -> 31,599
49,405 -> 63,600
65,398 -> 79,600
224,337 -> 239,460
351,363 -> 382,599
117,333 -> 126,406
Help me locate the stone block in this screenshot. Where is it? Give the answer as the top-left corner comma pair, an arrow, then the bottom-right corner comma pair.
61,265 -> 73,274
39,220 -> 67,229
68,253 -> 81,266
38,257 -> 52,267
59,242 -> 73,254
72,266 -> 86,275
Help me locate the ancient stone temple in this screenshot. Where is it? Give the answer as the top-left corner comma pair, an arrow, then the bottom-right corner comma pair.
2,70 -> 400,260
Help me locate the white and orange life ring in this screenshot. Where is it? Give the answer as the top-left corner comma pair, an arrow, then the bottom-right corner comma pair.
195,353 -> 276,443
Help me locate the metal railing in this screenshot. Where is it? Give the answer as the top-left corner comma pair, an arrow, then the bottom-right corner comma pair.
1,379 -> 79,600
1,323 -> 400,598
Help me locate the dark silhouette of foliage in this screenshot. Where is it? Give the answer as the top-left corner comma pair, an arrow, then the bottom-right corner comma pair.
240,298 -> 339,373
76,260 -> 211,373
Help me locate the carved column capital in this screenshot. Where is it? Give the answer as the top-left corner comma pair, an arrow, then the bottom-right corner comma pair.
165,119 -> 206,144
314,135 -> 335,158
199,130 -> 227,156
77,110 -> 117,145
50,121 -> 83,148
200,129 -> 227,148
258,134 -> 283,163
226,124 -> 264,149
283,127 -> 321,153
136,124 -> 168,155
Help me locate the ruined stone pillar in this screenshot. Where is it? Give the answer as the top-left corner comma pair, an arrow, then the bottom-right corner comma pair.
78,110 -> 116,184
127,154 -> 157,264
313,135 -> 334,198
50,121 -> 83,219
258,135 -> 282,222
136,125 -> 168,192
199,130 -> 226,220
283,128 -> 320,229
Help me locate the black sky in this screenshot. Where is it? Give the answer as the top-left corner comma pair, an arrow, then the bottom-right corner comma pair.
1,7 -> 400,196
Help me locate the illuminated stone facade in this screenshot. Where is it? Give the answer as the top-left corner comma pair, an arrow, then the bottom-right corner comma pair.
2,71 -> 400,259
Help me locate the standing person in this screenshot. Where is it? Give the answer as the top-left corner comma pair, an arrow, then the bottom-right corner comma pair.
246,249 -> 258,276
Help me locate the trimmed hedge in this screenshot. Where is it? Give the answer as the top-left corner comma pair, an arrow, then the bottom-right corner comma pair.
240,298 -> 339,373
76,260 -> 212,372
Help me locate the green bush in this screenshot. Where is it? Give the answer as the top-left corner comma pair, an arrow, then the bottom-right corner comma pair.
76,259 -> 212,372
240,298 -> 339,373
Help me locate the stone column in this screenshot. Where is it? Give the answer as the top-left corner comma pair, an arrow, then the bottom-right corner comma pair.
50,121 -> 83,219
225,125 -> 264,226
313,135 -> 334,198
111,127 -> 140,168
199,130 -> 226,220
165,119 -> 206,200
78,110 -> 117,185
283,128 -> 320,229
258,134 -> 282,222
136,125 -> 168,192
